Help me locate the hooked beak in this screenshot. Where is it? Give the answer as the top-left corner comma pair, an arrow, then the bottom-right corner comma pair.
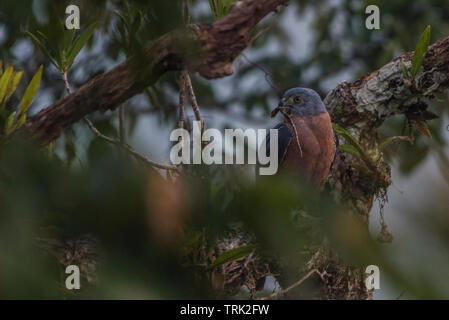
270,99 -> 287,118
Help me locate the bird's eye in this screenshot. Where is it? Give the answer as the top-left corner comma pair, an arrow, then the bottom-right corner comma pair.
293,96 -> 302,103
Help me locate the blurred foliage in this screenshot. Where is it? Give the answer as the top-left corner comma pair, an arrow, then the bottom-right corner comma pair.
0,0 -> 449,299
0,61 -> 42,135
1,136 -> 449,299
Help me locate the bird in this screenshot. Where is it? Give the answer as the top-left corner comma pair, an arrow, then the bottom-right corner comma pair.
264,87 -> 336,187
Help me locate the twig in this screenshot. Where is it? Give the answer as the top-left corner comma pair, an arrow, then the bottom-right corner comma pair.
258,269 -> 317,300
119,105 -> 126,144
122,142 -> 178,171
84,117 -> 177,170
247,11 -> 280,47
62,72 -> 71,95
183,69 -> 203,129
177,72 -> 187,130
63,73 -> 176,171
241,53 -> 279,94
279,108 -> 303,157
395,289 -> 406,300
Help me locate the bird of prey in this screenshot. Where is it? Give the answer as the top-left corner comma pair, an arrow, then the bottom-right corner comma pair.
265,87 -> 336,187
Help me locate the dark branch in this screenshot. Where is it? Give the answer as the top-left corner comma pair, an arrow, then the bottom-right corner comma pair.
23,0 -> 289,145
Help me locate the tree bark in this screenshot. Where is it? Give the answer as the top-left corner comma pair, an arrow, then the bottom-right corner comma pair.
326,35 -> 449,222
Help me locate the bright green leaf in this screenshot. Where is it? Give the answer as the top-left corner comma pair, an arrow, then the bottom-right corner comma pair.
411,25 -> 431,79
0,65 -> 14,105
5,71 -> 23,102
18,65 -> 43,115
332,123 -> 363,154
339,144 -> 361,158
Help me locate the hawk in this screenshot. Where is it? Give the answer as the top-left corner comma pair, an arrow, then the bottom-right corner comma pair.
265,87 -> 336,187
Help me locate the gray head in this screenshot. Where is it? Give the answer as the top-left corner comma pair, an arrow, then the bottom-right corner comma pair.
273,87 -> 326,117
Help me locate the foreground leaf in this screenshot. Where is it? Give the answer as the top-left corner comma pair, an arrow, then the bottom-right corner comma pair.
18,65 -> 43,115
5,71 -> 23,102
0,65 -> 14,105
207,245 -> 255,270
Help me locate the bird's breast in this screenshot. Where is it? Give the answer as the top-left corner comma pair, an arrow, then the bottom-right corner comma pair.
282,112 -> 336,186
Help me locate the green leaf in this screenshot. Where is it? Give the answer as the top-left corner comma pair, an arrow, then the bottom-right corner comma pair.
333,122 -> 378,169
18,65 -> 43,115
66,22 -> 97,70
332,123 -> 364,154
26,31 -> 60,69
115,10 -> 130,28
13,113 -> 27,130
411,25 -> 431,79
5,71 -> 23,102
378,136 -> 409,151
131,10 -> 142,34
0,65 -> 14,105
4,111 -> 16,134
401,58 -> 410,80
209,0 -> 219,20
48,141 -> 56,158
339,144 -> 361,158
207,245 -> 255,270
62,28 -> 76,53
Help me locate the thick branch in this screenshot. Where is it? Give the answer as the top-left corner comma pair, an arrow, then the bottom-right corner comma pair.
325,35 -> 449,219
23,0 -> 289,145
326,36 -> 449,129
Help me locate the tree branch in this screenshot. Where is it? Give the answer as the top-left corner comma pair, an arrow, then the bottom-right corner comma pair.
23,0 -> 289,145
325,35 -> 449,220
258,269 -> 318,300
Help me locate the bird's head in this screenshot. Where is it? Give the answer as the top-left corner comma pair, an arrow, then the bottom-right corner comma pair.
271,87 -> 326,118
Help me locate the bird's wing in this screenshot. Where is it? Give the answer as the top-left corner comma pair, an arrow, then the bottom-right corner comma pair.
265,123 -> 292,164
